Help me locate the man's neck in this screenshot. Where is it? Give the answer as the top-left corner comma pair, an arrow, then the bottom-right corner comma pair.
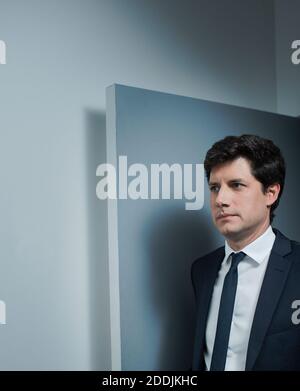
226,222 -> 270,251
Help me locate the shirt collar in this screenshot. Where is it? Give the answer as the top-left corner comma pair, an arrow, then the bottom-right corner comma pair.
224,225 -> 276,265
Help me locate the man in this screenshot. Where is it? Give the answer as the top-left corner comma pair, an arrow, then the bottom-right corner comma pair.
191,134 -> 300,371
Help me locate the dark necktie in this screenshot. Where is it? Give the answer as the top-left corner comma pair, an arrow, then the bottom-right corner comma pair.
210,251 -> 246,371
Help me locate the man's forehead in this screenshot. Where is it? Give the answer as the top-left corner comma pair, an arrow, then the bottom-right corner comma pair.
209,157 -> 253,182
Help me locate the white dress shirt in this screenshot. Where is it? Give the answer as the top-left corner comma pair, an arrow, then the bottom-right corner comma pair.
204,225 -> 276,371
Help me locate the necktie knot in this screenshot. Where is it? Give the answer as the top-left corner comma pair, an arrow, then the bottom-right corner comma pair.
230,251 -> 246,270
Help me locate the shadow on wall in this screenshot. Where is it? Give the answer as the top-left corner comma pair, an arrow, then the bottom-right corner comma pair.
84,107 -> 218,370
85,109 -> 111,370
145,208 -> 215,370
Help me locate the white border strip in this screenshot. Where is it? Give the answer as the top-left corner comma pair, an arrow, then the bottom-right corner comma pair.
106,85 -> 122,370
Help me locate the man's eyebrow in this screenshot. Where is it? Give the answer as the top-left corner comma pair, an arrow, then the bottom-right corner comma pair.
208,178 -> 246,186
228,178 -> 245,183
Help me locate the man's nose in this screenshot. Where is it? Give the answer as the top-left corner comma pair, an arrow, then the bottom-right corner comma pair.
215,186 -> 230,207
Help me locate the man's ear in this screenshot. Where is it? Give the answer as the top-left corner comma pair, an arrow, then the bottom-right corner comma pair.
266,183 -> 281,207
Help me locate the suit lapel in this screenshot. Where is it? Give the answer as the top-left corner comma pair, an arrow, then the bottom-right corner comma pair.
245,229 -> 293,370
192,247 -> 224,370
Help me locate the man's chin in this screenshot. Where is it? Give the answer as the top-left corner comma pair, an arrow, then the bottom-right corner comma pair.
217,223 -> 241,238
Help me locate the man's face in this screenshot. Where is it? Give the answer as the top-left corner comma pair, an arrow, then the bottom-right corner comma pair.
209,157 -> 274,242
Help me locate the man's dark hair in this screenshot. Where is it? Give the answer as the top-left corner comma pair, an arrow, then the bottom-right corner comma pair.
204,134 -> 286,224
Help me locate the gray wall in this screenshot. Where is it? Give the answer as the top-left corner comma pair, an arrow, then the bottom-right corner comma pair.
108,84 -> 300,370
0,0 -> 291,370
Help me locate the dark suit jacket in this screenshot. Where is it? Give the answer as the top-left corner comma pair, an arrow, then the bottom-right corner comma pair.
191,228 -> 300,371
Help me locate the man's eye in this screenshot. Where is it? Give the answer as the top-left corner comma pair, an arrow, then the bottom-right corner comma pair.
210,186 -> 219,192
232,182 -> 243,188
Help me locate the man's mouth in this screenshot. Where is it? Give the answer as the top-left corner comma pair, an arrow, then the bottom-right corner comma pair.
216,213 -> 237,220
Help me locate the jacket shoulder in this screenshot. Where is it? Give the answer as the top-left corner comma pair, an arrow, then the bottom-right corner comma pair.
273,227 -> 300,260
192,246 -> 224,267
191,246 -> 224,278
290,238 -> 300,260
